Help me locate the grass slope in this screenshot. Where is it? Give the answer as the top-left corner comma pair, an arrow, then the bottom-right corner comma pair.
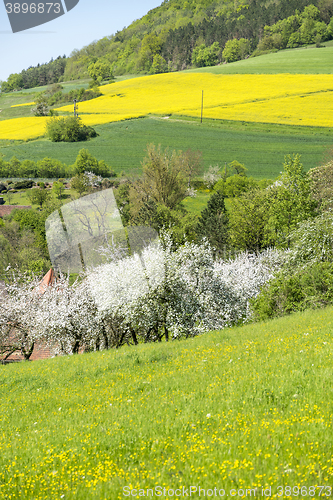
1,307 -> 333,499
1,117 -> 331,179
186,45 -> 333,75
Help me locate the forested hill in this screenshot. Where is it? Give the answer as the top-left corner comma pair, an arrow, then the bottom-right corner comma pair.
2,0 -> 333,91
62,0 -> 333,78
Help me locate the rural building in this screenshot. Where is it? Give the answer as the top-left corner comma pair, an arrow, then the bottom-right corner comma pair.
0,205 -> 31,218
0,269 -> 57,363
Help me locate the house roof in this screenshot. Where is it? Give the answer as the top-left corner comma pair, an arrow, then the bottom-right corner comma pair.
0,205 -> 31,218
38,268 -> 56,295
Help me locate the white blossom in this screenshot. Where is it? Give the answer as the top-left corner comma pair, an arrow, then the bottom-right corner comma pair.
0,239 -> 284,358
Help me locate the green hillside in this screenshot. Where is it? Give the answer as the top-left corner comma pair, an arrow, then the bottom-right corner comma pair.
1,306 -> 333,498
2,44 -> 333,181
186,43 -> 333,74
61,0 -> 333,79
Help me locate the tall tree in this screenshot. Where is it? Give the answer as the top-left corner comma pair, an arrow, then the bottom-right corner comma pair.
130,144 -> 190,213
265,154 -> 317,247
196,190 -> 229,256
229,189 -> 271,253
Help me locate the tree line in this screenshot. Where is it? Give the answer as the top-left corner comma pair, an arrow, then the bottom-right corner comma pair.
1,56 -> 66,92
0,148 -> 116,179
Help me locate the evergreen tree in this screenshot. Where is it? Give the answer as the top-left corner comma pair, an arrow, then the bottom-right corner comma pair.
196,190 -> 229,256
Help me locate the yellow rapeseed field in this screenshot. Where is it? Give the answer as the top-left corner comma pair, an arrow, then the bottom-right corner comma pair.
57,73 -> 333,126
0,117 -> 49,140
1,73 -> 333,140
0,114 -> 122,141
10,102 -> 35,107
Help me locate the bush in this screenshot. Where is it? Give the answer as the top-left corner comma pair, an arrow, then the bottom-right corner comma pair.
214,175 -> 256,198
251,262 -> 333,321
46,116 -> 98,143
74,149 -> 114,177
36,157 -> 67,178
288,211 -> 333,265
13,180 -> 34,190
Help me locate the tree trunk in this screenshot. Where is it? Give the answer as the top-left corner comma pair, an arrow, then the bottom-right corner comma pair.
130,328 -> 138,345
95,336 -> 100,351
72,339 -> 80,354
165,324 -> 169,341
102,327 -> 109,350
21,341 -> 34,361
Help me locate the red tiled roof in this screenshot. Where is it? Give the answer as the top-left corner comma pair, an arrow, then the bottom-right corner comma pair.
1,270 -> 57,363
0,205 -> 31,217
37,268 -> 55,295
1,269 -> 88,363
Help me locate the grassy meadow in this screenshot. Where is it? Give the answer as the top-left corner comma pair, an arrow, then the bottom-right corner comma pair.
0,118 -> 331,179
1,307 -> 333,499
186,45 -> 333,75
0,185 -> 75,208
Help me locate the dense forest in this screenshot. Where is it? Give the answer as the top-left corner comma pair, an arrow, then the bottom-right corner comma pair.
2,0 -> 333,91
1,55 -> 67,92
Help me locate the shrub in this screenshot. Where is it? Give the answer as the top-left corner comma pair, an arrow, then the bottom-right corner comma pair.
13,180 -> 34,190
251,262 -> 333,321
214,175 -> 256,198
74,149 -> 116,178
36,157 -> 66,178
31,95 -> 49,116
288,211 -> 333,265
46,116 -> 98,143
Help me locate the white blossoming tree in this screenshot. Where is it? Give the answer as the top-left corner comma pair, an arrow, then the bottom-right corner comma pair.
88,235 -> 284,344
0,238 -> 284,358
0,272 -> 43,361
36,274 -> 102,355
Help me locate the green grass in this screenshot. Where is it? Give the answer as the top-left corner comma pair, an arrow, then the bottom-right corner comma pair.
185,45 -> 333,74
1,307 -> 333,499
1,117 -> 331,180
0,92 -> 37,121
1,189 -> 33,206
182,189 -> 211,215
1,186 -> 74,208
